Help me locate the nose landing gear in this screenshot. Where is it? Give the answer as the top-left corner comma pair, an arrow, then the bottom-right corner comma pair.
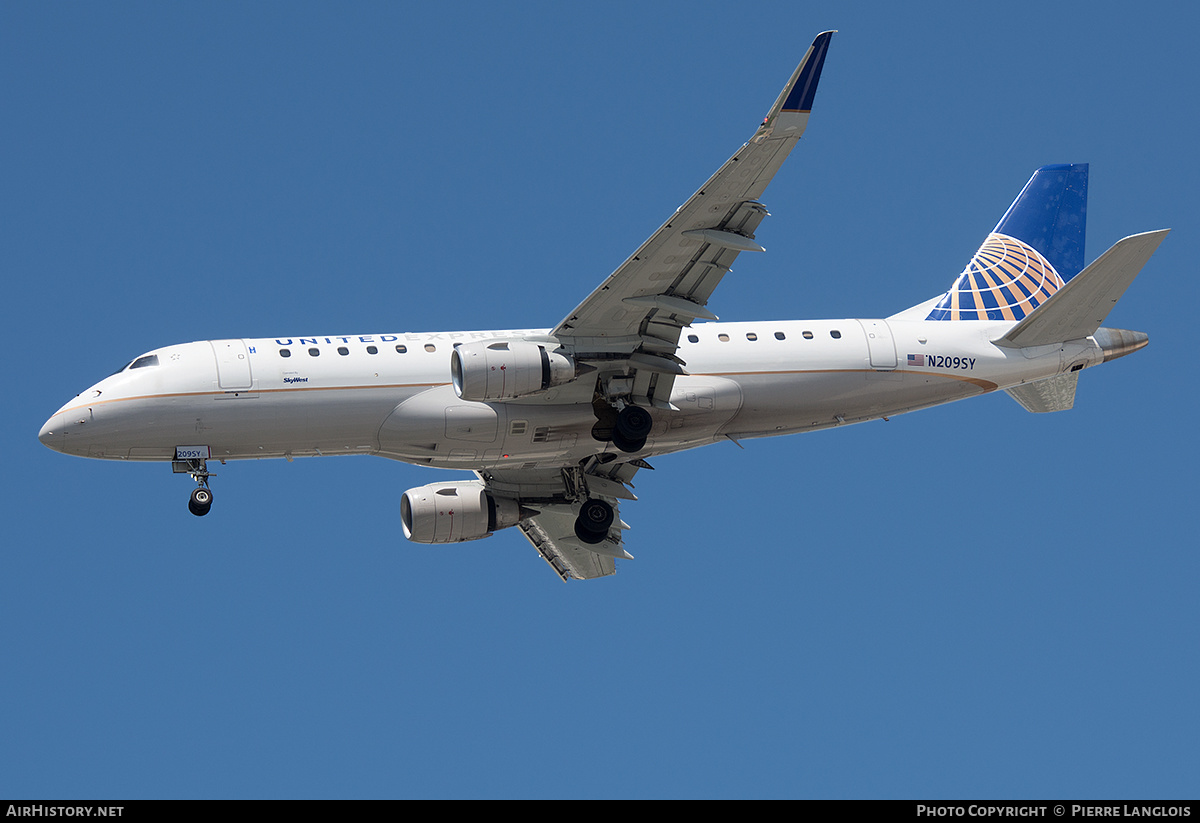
174,456 -> 214,517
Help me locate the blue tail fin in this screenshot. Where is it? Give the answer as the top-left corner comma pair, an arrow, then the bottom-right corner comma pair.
926,164 -> 1088,321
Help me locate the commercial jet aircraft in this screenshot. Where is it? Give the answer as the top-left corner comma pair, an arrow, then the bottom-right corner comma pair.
39,32 -> 1168,580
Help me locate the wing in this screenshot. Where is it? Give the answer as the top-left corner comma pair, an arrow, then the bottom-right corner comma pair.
460,36 -> 836,580
478,459 -> 644,581
552,31 -> 835,409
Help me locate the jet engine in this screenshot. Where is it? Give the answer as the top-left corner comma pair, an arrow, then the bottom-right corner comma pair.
450,341 -> 576,402
401,480 -> 525,544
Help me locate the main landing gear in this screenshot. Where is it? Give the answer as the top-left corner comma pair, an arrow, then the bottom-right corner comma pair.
574,497 -> 614,545
593,400 -> 654,453
612,405 -> 652,453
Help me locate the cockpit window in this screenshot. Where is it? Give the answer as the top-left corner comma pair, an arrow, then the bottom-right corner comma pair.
111,354 -> 159,375
130,354 -> 160,369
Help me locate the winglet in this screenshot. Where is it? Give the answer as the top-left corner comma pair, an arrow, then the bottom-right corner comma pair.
760,31 -> 836,135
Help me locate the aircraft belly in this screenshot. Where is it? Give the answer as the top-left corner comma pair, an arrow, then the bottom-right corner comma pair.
658,375 -> 744,448
57,395 -> 210,461
724,369 -> 986,436
210,386 -> 404,460
82,387 -> 410,461
378,385 -> 595,468
376,378 -> 749,469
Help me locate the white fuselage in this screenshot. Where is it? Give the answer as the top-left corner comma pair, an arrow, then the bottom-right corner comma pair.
38,318 -> 1103,469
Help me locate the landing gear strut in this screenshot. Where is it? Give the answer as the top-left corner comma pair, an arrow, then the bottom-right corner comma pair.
573,498 -> 614,545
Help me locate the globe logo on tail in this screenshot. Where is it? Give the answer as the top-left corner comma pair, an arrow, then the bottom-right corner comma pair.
926,233 -> 1064,321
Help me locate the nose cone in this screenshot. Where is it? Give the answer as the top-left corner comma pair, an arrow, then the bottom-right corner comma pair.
38,412 -> 68,453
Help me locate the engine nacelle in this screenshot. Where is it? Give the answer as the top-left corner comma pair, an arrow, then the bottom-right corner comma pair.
400,480 -> 524,544
451,340 -> 576,402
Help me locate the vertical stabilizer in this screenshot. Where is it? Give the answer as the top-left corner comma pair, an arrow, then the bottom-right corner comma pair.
927,164 -> 1088,321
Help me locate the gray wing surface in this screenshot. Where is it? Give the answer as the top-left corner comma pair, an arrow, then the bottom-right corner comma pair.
552,31 -> 835,410
518,510 -> 617,581
478,460 -> 644,581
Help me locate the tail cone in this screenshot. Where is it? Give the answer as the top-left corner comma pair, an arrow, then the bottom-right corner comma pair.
1093,327 -> 1149,362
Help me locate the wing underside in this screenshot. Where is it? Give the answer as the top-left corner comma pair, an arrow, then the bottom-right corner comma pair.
479,459 -> 644,581
552,31 -> 835,410
518,509 -> 618,581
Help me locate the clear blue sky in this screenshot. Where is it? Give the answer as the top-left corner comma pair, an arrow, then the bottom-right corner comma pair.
4,1 -> 1197,799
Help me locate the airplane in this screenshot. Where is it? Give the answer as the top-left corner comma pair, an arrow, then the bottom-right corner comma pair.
38,32 -> 1168,581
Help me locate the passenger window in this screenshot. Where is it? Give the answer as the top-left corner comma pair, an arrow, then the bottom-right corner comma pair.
280,349 -> 291,358
746,333 -> 757,341
718,334 -> 730,342
395,345 -> 407,354
308,348 -> 320,357
831,330 -> 842,339
774,332 -> 786,340
130,355 -> 159,369
687,334 -> 699,343
367,345 -> 378,354
802,331 -> 814,339
424,344 -> 437,352
337,347 -> 349,355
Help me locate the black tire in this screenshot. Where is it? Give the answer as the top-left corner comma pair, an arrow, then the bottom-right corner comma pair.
616,405 -> 653,440
611,428 -> 646,453
574,519 -> 607,544
189,487 -> 212,517
576,498 -> 614,536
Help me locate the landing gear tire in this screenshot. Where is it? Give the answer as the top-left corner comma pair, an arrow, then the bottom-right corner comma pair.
616,405 -> 653,440
573,498 -> 614,545
611,405 -> 650,452
611,428 -> 646,453
188,486 -> 213,517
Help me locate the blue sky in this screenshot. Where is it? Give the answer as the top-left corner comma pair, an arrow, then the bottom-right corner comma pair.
3,1 -> 1197,799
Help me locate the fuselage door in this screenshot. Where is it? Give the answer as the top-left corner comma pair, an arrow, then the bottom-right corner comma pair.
857,319 -> 897,371
210,339 -> 254,389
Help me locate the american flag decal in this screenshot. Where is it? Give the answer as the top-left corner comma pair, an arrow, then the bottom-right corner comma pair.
907,353 -> 925,366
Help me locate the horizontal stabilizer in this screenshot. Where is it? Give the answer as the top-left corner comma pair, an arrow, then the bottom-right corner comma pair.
997,230 -> 1169,348
1005,373 -> 1078,413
